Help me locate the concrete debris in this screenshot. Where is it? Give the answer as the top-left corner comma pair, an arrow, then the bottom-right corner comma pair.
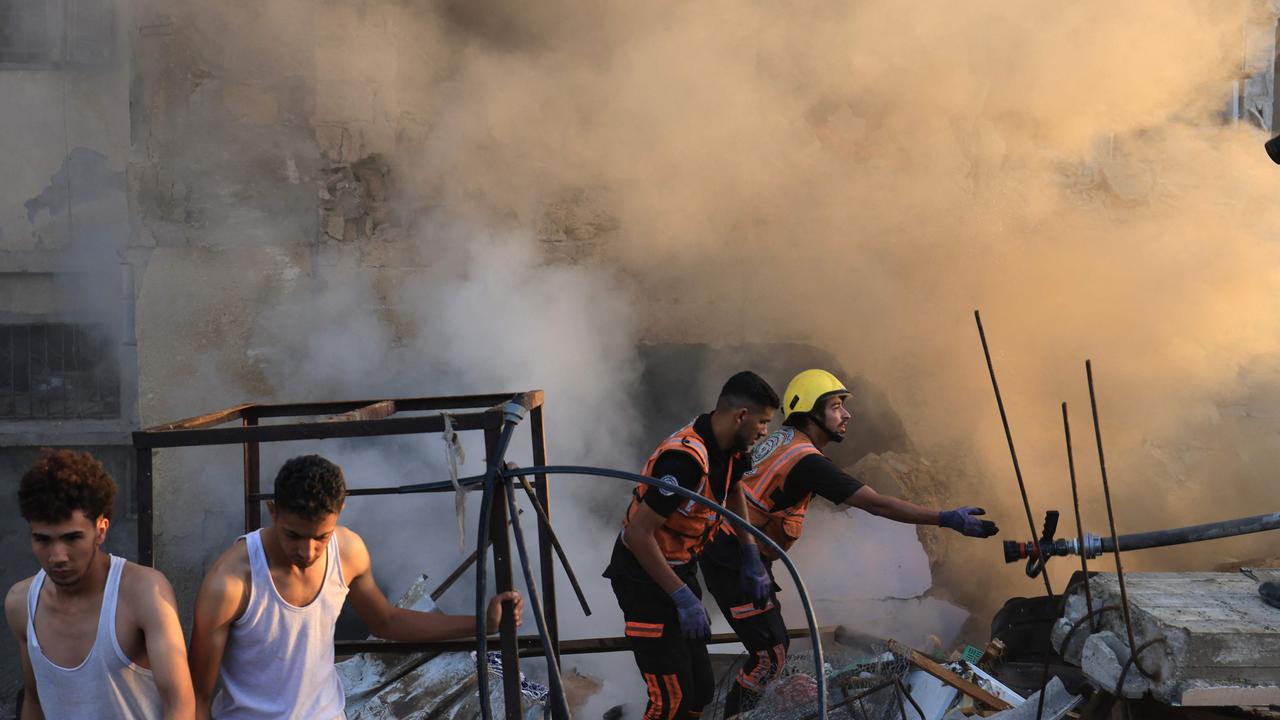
347,652 -> 543,720
1053,572 -> 1280,706
338,574 -> 438,708
337,574 -> 547,719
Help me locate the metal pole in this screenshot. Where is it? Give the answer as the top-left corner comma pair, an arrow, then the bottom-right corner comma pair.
530,405 -> 560,660
974,310 -> 1056,597
513,469 -> 591,616
974,311 -> 1053,720
243,414 -> 261,532
1062,403 -> 1096,627
485,420 -> 524,720
135,447 -> 154,566
503,479 -> 571,719
1085,362 -> 1140,660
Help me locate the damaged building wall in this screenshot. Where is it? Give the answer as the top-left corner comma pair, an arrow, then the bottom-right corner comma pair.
0,0 -> 137,710
3,0 -> 1280,717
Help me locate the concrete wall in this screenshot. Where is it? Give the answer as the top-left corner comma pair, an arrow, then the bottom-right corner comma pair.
0,0 -> 135,712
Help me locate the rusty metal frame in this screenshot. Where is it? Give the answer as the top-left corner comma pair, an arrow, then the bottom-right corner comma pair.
132,391 -> 556,719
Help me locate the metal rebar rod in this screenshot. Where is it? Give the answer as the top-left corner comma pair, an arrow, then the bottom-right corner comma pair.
1056,605 -> 1120,658
895,678 -> 926,720
974,310 -> 1056,598
1086,361 -> 1139,664
799,678 -> 896,720
503,479 -> 571,719
1114,637 -> 1167,696
974,310 -> 1053,720
510,467 -> 592,616
1062,403 -> 1096,628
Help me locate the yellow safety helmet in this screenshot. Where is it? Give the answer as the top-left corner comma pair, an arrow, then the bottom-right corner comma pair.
782,369 -> 850,420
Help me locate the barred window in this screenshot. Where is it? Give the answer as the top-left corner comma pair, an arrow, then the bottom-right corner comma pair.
0,0 -> 111,68
0,0 -> 54,65
0,324 -> 120,419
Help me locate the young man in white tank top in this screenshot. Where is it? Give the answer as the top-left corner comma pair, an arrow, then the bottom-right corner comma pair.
3,449 -> 196,719
190,455 -> 524,720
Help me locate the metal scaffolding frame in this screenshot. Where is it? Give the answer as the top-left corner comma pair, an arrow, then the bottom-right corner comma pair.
133,391 -> 558,718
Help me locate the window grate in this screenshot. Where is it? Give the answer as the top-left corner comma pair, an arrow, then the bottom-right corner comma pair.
0,324 -> 120,420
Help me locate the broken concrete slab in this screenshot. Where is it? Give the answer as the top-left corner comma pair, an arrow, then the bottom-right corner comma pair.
1056,572 -> 1280,705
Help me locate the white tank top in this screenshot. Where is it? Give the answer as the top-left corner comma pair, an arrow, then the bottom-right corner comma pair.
212,529 -> 349,720
26,554 -> 164,719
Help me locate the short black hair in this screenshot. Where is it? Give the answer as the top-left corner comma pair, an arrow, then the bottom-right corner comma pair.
19,449 -> 117,523
716,371 -> 781,412
273,455 -> 346,521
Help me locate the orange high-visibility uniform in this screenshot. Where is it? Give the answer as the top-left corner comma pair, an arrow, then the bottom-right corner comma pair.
621,421 -> 737,565
738,427 -> 822,558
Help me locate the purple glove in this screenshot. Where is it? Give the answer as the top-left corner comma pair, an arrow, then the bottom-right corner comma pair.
670,584 -> 711,640
739,544 -> 772,603
939,507 -> 999,538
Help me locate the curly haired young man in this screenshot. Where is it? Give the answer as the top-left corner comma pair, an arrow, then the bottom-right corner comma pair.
5,449 -> 195,719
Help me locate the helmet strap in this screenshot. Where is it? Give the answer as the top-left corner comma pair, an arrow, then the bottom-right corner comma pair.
807,411 -> 845,444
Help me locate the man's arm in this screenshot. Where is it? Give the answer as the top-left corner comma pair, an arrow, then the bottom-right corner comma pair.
341,528 -> 523,642
129,567 -> 195,720
725,482 -> 757,547
843,485 -> 942,525
5,580 -> 44,720
621,504 -> 688,593
189,545 -> 250,720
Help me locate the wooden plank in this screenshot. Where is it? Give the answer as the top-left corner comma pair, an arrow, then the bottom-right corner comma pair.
327,400 -> 396,422
142,403 -> 254,432
249,392 -> 540,418
890,641 -> 1013,711
133,412 -> 488,449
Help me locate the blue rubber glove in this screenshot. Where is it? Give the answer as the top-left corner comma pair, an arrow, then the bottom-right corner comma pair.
670,584 -> 711,640
739,544 -> 772,604
939,507 -> 999,538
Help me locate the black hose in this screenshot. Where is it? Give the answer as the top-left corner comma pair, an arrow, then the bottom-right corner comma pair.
1102,512 -> 1280,553
504,479 -> 572,719
503,464 -> 830,720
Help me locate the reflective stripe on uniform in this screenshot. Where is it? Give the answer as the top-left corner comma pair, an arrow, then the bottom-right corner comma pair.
728,600 -> 775,620
625,621 -> 665,638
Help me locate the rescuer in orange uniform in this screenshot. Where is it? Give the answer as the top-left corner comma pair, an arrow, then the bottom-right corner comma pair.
698,369 -> 1000,716
604,371 -> 781,720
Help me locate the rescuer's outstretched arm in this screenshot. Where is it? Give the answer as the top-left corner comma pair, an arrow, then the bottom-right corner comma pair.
843,486 -> 999,537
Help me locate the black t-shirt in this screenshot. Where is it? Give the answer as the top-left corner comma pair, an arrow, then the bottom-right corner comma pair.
763,453 -> 864,512
700,452 -> 864,570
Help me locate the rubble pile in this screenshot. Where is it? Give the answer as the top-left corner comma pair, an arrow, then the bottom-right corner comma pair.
336,575 -> 547,720
1052,571 -> 1280,708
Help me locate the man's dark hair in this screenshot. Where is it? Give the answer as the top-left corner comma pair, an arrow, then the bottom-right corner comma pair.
19,449 -> 117,523
716,371 -> 781,412
273,455 -> 346,520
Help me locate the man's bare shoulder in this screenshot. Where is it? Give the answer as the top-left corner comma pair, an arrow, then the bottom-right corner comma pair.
118,563 -> 178,606
335,526 -> 370,577
4,575 -> 35,633
200,538 -> 251,594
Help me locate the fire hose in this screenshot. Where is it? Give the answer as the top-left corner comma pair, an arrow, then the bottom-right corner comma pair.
1005,510 -> 1280,576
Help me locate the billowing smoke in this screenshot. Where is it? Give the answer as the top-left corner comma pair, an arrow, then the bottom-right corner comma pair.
118,0 -> 1280,714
